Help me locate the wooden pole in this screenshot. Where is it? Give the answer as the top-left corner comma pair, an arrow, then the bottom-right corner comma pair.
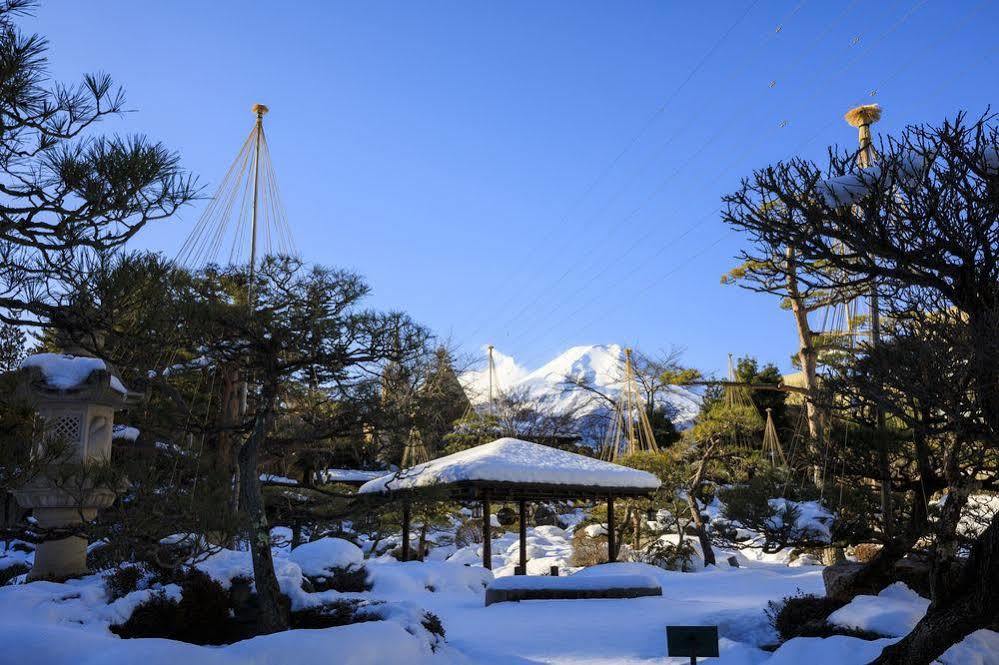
401,502 -> 411,562
518,499 -> 528,575
482,492 -> 492,569
607,496 -> 617,562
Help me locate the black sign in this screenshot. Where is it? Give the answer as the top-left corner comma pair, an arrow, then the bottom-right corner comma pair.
666,625 -> 720,658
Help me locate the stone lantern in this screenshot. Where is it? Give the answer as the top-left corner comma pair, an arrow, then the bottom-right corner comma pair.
13,353 -> 139,580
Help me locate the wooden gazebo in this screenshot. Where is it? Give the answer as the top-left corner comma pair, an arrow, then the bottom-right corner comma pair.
358,437 -> 660,573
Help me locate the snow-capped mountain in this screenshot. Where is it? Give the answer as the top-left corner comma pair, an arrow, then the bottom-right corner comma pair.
459,344 -> 701,433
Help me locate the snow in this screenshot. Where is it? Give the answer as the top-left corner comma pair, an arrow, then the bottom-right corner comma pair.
259,473 -> 298,485
768,635 -> 897,664
828,582 -> 930,637
937,629 -> 999,665
289,537 -> 363,577
445,525 -> 575,576
0,616 -> 450,665
20,353 -> 129,395
112,425 -> 141,441
359,437 -> 661,494
7,543 -> 997,664
368,560 -> 493,595
768,498 -> 834,543
318,468 -> 387,483
489,571 -> 660,592
459,344 -> 702,433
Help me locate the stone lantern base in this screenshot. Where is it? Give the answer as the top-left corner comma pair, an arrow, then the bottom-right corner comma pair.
14,481 -> 116,581
27,506 -> 98,581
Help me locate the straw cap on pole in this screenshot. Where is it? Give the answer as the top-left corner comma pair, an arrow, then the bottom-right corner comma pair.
844,104 -> 881,128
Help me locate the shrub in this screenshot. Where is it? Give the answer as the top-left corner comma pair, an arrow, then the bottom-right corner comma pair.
104,564 -> 149,601
111,568 -> 241,645
0,561 -> 29,586
422,611 -> 446,642
291,599 -> 380,629
851,543 -> 882,563
641,538 -> 696,572
569,529 -> 608,567
173,569 -> 238,644
766,592 -> 883,643
307,564 -> 371,593
111,590 -> 180,640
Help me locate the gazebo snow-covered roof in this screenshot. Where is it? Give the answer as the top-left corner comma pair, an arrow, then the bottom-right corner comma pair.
359,437 -> 660,499
359,438 -> 661,571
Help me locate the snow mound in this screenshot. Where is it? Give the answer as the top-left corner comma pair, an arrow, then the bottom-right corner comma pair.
446,525 -> 575,576
360,437 -> 660,493
290,538 -> 364,577
768,634 -> 896,664
827,582 -> 930,637
21,353 -> 129,395
0,615 -> 448,665
937,629 -> 999,664
367,559 -> 493,595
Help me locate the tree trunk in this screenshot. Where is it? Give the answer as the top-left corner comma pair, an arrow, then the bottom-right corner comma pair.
236,382 -> 288,634
871,513 -> 999,664
418,522 -> 428,561
930,473 -> 972,604
786,247 -> 823,486
686,493 -> 716,567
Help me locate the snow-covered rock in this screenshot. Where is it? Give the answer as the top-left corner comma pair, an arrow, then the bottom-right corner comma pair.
827,582 -> 930,637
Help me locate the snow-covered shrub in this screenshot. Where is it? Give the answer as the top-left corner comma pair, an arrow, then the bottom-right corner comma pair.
288,537 -> 372,592
641,537 -> 696,572
766,591 -> 883,643
420,611 -> 445,643
110,568 -> 242,645
103,564 -> 150,601
318,564 -> 371,592
290,598 -> 380,629
0,560 -> 29,585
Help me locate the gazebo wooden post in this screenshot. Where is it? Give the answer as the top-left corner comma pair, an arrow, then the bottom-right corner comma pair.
401,501 -> 411,562
607,495 -> 617,562
518,499 -> 528,575
482,491 -> 492,569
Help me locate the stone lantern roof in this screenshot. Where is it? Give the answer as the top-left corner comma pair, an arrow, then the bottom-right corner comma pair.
18,353 -> 141,407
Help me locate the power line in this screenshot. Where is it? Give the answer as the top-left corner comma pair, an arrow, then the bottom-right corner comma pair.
459,0 -> 763,343
525,13 -> 996,365
474,0 -> 838,347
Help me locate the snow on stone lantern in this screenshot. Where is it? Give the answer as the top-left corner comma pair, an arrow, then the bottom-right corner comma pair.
12,353 -> 139,580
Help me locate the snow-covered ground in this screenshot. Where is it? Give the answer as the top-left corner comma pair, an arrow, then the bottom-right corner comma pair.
1,529 -> 996,664
2,517 -> 996,664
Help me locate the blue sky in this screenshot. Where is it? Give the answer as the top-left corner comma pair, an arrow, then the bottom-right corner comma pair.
31,1 -> 998,375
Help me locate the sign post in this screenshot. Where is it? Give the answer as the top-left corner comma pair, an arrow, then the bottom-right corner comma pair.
666,625 -> 719,664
